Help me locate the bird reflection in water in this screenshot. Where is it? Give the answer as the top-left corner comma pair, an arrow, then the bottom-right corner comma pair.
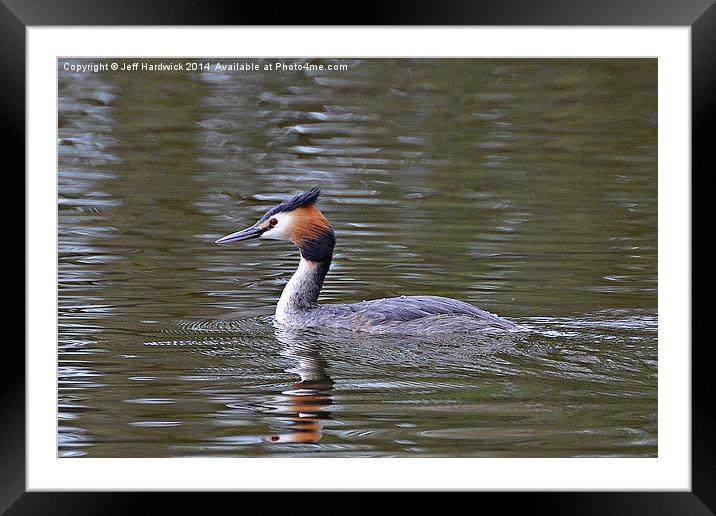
265,328 -> 334,445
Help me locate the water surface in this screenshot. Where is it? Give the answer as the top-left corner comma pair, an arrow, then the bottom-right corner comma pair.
58,58 -> 657,457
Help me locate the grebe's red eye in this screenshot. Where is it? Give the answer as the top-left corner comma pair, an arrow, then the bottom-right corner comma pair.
269,218 -> 278,226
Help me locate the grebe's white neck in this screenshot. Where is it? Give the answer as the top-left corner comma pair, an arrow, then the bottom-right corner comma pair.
276,256 -> 331,324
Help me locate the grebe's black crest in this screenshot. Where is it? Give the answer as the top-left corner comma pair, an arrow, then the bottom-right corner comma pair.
259,187 -> 321,223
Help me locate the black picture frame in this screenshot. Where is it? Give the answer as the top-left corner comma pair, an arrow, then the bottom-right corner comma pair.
6,0 -> 707,513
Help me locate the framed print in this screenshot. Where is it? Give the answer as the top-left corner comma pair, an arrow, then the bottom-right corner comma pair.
9,0 -> 708,513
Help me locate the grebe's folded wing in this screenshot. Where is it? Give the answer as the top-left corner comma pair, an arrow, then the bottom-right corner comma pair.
344,295 -> 518,330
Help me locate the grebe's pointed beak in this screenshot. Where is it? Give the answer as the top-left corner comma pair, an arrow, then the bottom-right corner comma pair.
215,223 -> 265,244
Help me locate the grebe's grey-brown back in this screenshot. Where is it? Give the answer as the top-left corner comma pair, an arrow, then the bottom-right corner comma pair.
215,188 -> 519,333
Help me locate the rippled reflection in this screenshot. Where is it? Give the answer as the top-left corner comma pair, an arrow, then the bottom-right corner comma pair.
265,329 -> 334,445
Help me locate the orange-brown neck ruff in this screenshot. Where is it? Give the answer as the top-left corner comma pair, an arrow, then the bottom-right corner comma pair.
287,205 -> 330,244
288,206 -> 335,264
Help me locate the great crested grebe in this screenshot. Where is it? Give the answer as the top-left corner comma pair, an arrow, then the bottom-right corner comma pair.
216,188 -> 519,333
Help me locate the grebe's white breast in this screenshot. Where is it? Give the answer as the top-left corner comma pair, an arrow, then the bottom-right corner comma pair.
276,257 -> 324,324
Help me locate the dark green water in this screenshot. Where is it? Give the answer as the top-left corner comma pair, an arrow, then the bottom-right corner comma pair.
58,58 -> 657,457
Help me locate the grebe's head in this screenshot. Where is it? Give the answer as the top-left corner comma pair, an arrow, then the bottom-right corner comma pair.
215,187 -> 335,262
